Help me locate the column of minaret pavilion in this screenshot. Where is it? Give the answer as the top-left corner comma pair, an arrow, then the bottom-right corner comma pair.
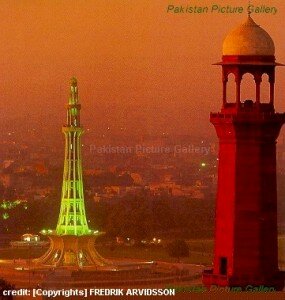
34,78 -> 110,267
203,15 -> 285,290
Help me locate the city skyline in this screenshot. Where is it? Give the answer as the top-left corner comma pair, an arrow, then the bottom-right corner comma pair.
0,1 -> 284,293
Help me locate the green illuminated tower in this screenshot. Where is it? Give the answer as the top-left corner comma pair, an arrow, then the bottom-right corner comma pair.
56,77 -> 89,235
34,78 -> 109,268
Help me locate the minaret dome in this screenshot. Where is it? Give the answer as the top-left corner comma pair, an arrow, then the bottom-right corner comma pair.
222,16 -> 275,56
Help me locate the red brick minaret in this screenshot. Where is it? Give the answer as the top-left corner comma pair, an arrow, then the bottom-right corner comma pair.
203,15 -> 285,290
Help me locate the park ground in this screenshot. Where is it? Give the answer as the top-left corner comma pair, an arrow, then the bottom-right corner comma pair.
0,235 -> 284,268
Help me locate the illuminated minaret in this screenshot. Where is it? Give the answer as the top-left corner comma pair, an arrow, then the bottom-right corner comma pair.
56,77 -> 89,235
35,78 -> 109,267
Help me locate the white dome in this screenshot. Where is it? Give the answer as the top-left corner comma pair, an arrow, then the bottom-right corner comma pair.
223,16 -> 275,56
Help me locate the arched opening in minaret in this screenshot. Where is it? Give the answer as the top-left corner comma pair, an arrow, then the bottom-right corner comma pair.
240,73 -> 255,103
260,73 -> 270,103
226,73 -> 235,103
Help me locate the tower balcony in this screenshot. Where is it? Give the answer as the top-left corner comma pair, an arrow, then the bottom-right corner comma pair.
221,101 -> 274,114
62,126 -> 83,133
211,100 -> 285,124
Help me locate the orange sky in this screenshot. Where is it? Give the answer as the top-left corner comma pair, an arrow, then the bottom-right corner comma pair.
0,0 -> 285,136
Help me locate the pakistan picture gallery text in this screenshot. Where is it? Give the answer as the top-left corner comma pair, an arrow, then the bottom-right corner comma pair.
167,5 -> 277,15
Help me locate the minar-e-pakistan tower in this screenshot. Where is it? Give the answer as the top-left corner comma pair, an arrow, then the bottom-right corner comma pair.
35,78 -> 109,267
203,15 -> 285,290
56,77 -> 88,235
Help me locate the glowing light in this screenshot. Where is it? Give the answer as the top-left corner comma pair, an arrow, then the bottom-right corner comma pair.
2,213 -> 9,220
1,200 -> 22,210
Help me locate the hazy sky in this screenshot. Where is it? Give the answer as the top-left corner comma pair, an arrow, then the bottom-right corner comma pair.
0,0 -> 285,137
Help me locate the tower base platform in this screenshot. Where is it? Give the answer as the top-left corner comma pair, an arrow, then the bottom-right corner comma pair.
33,234 -> 111,268
202,269 -> 285,291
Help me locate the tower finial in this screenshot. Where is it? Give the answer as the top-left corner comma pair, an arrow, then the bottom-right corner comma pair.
70,76 -> 77,87
69,76 -> 78,105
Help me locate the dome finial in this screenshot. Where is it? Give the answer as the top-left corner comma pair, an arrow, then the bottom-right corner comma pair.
247,1 -> 252,17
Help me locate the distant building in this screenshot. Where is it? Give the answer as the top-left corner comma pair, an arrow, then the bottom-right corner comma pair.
10,233 -> 49,248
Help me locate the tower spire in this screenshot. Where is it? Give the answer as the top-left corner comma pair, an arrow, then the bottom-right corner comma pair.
56,78 -> 89,235
69,77 -> 79,105
35,78 -> 110,267
66,77 -> 81,127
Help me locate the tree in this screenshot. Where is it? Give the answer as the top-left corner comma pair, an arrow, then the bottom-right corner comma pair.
105,196 -> 154,240
167,239 -> 189,262
0,278 -> 13,299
